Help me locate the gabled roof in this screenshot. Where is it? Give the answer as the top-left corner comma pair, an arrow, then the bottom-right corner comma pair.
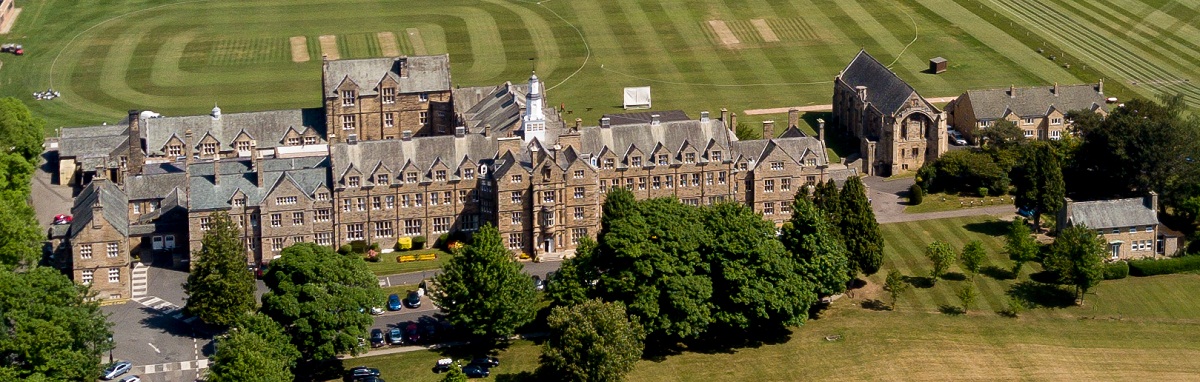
579,118 -> 735,165
142,108 -> 326,156
601,110 -> 691,126
963,84 -> 1106,120
1068,197 -> 1159,230
322,55 -> 451,97
59,124 -> 129,162
125,172 -> 187,201
330,134 -> 496,183
837,50 -> 921,114
187,157 -> 329,211
68,179 -> 129,237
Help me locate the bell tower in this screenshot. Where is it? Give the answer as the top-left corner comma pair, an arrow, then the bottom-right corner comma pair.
521,71 -> 546,143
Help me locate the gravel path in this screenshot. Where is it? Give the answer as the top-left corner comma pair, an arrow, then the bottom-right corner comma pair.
863,176 -> 1015,223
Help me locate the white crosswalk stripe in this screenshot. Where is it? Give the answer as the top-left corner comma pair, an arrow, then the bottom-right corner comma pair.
137,359 -> 210,375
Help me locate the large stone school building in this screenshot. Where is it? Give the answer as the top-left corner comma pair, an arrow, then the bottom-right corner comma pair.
48,55 -> 856,301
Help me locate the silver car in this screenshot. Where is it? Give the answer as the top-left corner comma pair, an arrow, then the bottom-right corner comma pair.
101,361 -> 133,380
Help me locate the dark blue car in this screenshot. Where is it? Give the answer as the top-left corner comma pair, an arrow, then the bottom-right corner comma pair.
1016,206 -> 1035,218
387,294 -> 402,311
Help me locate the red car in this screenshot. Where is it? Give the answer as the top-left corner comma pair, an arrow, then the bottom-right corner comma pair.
1,44 -> 22,55
53,214 -> 72,225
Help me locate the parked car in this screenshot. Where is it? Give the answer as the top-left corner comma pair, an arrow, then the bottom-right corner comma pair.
0,43 -> 23,55
462,364 -> 490,378
53,214 -> 72,225
387,327 -> 404,345
387,294 -> 402,311
948,129 -> 967,145
404,322 -> 421,344
370,328 -> 385,347
1017,206 -> 1035,218
369,306 -> 384,315
469,356 -> 500,369
532,275 -> 545,291
345,366 -> 381,381
101,361 -> 132,380
433,358 -> 454,373
403,291 -> 422,308
117,376 -> 141,382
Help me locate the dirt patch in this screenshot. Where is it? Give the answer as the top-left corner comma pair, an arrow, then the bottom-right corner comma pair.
707,20 -> 739,47
377,32 -> 400,57
289,36 -> 309,62
751,19 -> 779,42
405,28 -> 426,55
0,8 -> 22,34
318,34 -> 339,60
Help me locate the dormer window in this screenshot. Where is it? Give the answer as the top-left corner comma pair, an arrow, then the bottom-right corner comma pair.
464,168 -> 475,180
232,198 -> 245,207
406,172 -> 417,183
382,88 -> 396,104
287,137 -> 300,146
201,142 -> 217,156
511,174 -> 522,183
419,93 -> 429,102
236,140 -> 252,152
435,170 -> 446,181
376,174 -> 389,185
711,151 -> 723,162
348,176 -> 361,187
303,136 -> 317,145
631,156 -> 642,167
807,159 -> 817,166
316,192 -> 329,201
657,155 -> 668,165
685,153 -> 696,163
770,161 -> 784,170
603,158 -> 614,169
573,170 -> 584,179
341,90 -> 356,106
167,144 -> 182,156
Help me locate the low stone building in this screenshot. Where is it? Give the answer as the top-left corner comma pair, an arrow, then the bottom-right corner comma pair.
48,178 -> 133,301
1057,192 -> 1181,260
948,82 -> 1107,142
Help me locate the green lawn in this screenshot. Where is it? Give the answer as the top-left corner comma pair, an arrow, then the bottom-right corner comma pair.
3,0 -> 1109,130
338,216 -> 1200,380
364,249 -> 450,276
905,192 -> 1015,213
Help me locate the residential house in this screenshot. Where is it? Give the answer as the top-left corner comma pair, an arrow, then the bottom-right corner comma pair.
1057,192 -> 1181,260
948,82 -> 1107,142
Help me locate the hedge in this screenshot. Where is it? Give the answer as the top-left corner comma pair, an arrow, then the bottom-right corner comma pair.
909,184 -> 924,205
1129,255 -> 1200,276
1102,261 -> 1128,280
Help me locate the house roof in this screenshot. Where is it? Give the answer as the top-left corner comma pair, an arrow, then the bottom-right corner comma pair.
578,118 -> 735,166
125,172 -> 187,201
453,83 -> 527,135
186,157 -> 329,211
1068,197 -> 1158,230
837,50 -> 921,115
68,179 -> 129,237
59,124 -> 128,160
330,134 -> 497,184
963,84 -> 1106,120
322,55 -> 451,97
601,110 -> 691,126
142,108 -> 326,156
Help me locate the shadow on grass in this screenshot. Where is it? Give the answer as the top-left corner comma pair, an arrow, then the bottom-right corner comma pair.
1007,281 -> 1074,309
495,371 -> 541,382
903,275 -> 935,289
963,220 -> 1010,236
939,305 -> 965,315
1029,270 -> 1061,284
294,358 -> 344,382
682,324 -> 793,356
981,265 -> 1016,280
941,272 -> 968,282
860,299 -> 890,311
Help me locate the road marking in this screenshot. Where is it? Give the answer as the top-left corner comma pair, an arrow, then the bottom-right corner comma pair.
148,342 -> 161,353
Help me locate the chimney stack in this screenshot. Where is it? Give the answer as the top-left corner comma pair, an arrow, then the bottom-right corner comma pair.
788,109 -> 800,130
184,129 -> 194,164
650,114 -> 660,125
720,108 -> 729,129
253,151 -> 264,188
483,124 -> 492,137
212,155 -> 220,186
92,190 -> 103,230
730,113 -> 738,132
600,117 -> 611,129
127,110 -> 144,176
94,165 -> 106,180
817,118 -> 826,142
856,86 -> 868,101
1053,82 -> 1059,96
1147,191 -> 1158,213
454,126 -> 465,138
574,118 -> 582,131
1098,79 -> 1104,94
762,120 -> 775,139
1009,85 -> 1016,98
401,130 -> 412,141
700,111 -> 710,122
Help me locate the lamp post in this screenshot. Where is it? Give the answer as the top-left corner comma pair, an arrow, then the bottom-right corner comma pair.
107,334 -> 114,363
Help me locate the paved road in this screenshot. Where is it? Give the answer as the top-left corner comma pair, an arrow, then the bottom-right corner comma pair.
30,151 -> 74,229
377,260 -> 563,287
863,176 -> 1015,223
102,302 -> 209,382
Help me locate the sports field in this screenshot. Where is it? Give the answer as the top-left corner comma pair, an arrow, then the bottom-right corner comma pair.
341,216 -> 1200,381
0,0 -> 1195,130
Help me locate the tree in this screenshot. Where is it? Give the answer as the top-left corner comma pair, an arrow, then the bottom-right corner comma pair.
811,179 -> 842,229
232,313 -> 300,369
959,240 -> 987,278
206,325 -> 295,382
1044,225 -> 1105,304
883,270 -> 908,310
184,212 -> 256,327
780,192 -> 850,297
734,122 -> 758,140
979,119 -> 1025,149
1005,218 -> 1039,276
440,367 -> 468,382
909,183 -> 924,205
925,241 -> 956,284
838,177 -> 884,277
1013,141 -> 1065,230
431,223 -> 538,344
546,237 -> 598,308
0,267 -> 112,381
0,197 -> 43,268
540,299 -> 645,382
260,243 -> 381,361
956,283 -> 978,313
922,150 -> 1010,195
0,97 -> 46,163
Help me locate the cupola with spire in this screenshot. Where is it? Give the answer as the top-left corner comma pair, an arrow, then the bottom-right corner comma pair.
521,71 -> 546,143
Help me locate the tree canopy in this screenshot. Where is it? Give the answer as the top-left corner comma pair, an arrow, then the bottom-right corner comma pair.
1044,225 -> 1106,304
979,119 -> 1026,149
1013,141 -> 1065,230
206,314 -> 297,382
1005,219 -> 1039,276
260,243 -> 381,361
883,270 -> 908,309
431,223 -> 538,344
925,241 -> 956,284
0,267 -> 112,381
959,240 -> 987,278
540,299 -> 645,382
838,177 -> 884,277
780,192 -> 850,297
0,97 -> 46,164
917,150 -> 1010,196
184,211 -> 256,326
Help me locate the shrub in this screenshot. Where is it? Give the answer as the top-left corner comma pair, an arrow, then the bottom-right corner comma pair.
337,244 -> 352,255
412,236 -> 427,250
369,242 -> 381,252
909,184 -> 924,205
1102,261 -> 1129,280
436,233 -> 451,250
977,187 -> 989,198
1129,255 -> 1200,276
349,240 -> 367,254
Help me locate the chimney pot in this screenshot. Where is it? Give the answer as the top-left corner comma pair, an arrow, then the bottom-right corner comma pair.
1053,82 -> 1059,96
483,124 -> 492,137
1098,78 -> 1104,94
1147,191 -> 1158,213
454,126 -> 465,138
700,111 -> 710,122
720,108 -> 729,128
650,114 -> 660,125
1009,85 -> 1016,98
600,117 -> 611,129
762,120 -> 775,139
401,130 -> 412,141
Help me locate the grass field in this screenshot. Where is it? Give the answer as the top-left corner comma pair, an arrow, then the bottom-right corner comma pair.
336,216 -> 1200,381
904,192 -> 1016,213
10,0 -> 1193,131
364,249 -> 450,276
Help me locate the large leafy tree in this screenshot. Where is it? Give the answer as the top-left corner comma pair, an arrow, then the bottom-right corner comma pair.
0,197 -> 43,268
780,192 -> 850,297
540,299 -> 645,382
1044,225 -> 1105,304
1005,218 -> 1039,276
1013,141 -> 1065,230
206,314 -> 297,382
925,241 -> 956,284
0,97 -> 46,163
920,150 -> 1010,195
260,243 -> 381,361
431,223 -> 537,344
979,119 -> 1026,149
811,179 -> 842,229
838,177 -> 884,277
959,240 -> 987,278
546,237 -> 598,308
0,267 -> 112,381
184,212 -> 256,326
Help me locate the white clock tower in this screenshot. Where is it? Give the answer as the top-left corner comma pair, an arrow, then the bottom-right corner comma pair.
521,71 -> 546,143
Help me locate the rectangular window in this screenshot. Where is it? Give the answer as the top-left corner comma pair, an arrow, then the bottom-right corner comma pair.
781,203 -> 792,215
685,153 -> 696,163
573,170 -> 584,179
572,228 -> 588,245
1146,226 -> 1154,232
271,237 -> 285,251
419,93 -> 429,102
600,180 -> 608,193
404,219 -> 422,235
603,158 -> 614,169
270,213 -> 282,227
683,198 -> 699,206
108,268 -> 119,283
637,177 -> 646,190
236,140 -> 252,152
511,211 -> 522,225
458,190 -> 467,203
1051,117 -> 1063,125
382,88 -> 396,104
574,207 -> 584,220
315,209 -> 330,222
543,191 -> 556,203
314,232 -> 330,246
543,211 -> 555,227
508,233 -> 523,249
291,236 -> 304,245
1112,228 -> 1119,234
1130,227 -> 1137,234
1023,118 -> 1035,125
376,174 -> 389,185
304,136 -> 317,145
375,221 -> 394,238
763,202 -> 775,215
419,111 -> 428,126
401,195 -> 411,208
511,175 -> 522,183
386,196 -> 395,209
464,168 -> 475,180
200,217 -> 211,231
201,142 -> 217,156
406,172 -> 418,183
167,145 -> 182,156
443,191 -> 452,205
771,161 -> 784,171
511,191 -> 522,204
652,176 -> 661,189
348,176 -> 360,187
232,198 -> 245,207
357,197 -> 366,211
342,115 -> 356,130
691,173 -> 700,186
712,151 -> 723,162
372,196 -> 382,210
346,224 -> 364,240
292,212 -> 304,225
82,270 -> 93,284
806,175 -> 817,185
1024,130 -> 1034,137
342,199 -> 352,212
433,217 -> 450,233
316,192 -> 329,201
341,90 -> 356,106
719,171 -> 727,184
781,178 -> 791,191
430,192 -> 439,205
658,154 -> 669,166
631,156 -> 642,167
626,178 -> 634,189
666,175 -> 674,189
764,179 -> 774,193
276,196 -> 297,205
80,244 -> 92,259
574,187 -> 585,199
287,137 -> 301,146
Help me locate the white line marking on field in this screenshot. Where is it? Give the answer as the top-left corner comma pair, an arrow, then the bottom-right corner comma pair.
148,343 -> 161,354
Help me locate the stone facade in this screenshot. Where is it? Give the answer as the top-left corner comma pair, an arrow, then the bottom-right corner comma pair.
323,56 -> 453,142
948,82 -> 1108,142
1058,192 -> 1181,260
48,179 -> 132,301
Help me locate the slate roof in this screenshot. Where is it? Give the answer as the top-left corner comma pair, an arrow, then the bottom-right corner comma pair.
962,84 -> 1106,120
601,110 -> 691,126
68,179 -> 129,237
60,124 -> 127,139
730,135 -> 829,171
578,118 -> 735,167
453,83 -> 527,135
1067,197 -> 1158,230
323,55 -> 451,97
125,172 -> 187,201
142,108 -> 325,156
330,134 -> 496,183
837,50 -> 922,115
59,124 -> 128,160
187,157 -> 330,211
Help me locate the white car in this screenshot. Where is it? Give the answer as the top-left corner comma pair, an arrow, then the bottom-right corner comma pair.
369,306 -> 384,315
948,130 -> 967,145
101,361 -> 132,380
118,376 -> 142,382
